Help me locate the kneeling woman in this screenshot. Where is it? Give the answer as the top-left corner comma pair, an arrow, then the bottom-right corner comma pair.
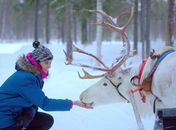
0,41 -> 92,130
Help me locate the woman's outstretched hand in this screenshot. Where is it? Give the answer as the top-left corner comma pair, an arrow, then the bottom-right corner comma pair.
73,100 -> 93,109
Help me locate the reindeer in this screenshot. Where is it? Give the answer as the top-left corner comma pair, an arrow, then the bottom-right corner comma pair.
64,4 -> 176,130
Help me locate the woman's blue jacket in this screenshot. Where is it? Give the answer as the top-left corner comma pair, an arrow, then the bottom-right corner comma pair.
0,56 -> 72,128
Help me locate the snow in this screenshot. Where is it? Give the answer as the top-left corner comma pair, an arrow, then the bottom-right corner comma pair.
0,41 -> 159,130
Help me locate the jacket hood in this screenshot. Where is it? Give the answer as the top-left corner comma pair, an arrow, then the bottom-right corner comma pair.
16,55 -> 40,75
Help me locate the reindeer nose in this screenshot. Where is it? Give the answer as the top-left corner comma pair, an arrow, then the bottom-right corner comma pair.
79,91 -> 87,101
79,94 -> 83,101
79,92 -> 84,101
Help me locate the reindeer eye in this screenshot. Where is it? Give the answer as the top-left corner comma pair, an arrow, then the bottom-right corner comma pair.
103,83 -> 108,86
118,77 -> 122,80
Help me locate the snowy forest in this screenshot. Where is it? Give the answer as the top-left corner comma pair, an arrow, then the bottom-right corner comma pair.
0,0 -> 175,59
0,1 -> 176,130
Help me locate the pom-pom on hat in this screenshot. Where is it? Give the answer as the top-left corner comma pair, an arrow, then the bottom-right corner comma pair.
32,41 -> 53,62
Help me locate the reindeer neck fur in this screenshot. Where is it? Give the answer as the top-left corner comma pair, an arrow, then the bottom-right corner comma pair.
151,51 -> 176,108
106,68 -> 154,116
127,47 -> 176,116
128,66 -> 155,116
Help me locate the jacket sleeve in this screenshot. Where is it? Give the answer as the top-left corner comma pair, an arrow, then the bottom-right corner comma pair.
18,75 -> 72,111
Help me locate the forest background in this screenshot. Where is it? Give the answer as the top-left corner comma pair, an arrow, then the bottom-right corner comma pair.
0,1 -> 175,129
0,0 -> 175,59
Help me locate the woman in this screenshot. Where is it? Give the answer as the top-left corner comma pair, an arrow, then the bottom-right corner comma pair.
0,41 -> 92,130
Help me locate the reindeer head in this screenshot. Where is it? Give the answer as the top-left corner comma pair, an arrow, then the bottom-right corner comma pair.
80,68 -> 133,106
64,4 -> 134,107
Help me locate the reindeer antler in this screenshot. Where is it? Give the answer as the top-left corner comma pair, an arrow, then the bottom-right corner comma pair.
64,5 -> 134,79
64,45 -> 110,71
88,5 -> 134,73
78,69 -> 107,79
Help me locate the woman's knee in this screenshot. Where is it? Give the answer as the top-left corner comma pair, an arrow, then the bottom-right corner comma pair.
44,113 -> 54,128
37,112 -> 54,129
27,112 -> 54,130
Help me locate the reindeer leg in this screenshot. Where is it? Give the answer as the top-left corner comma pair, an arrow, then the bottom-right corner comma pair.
129,92 -> 145,130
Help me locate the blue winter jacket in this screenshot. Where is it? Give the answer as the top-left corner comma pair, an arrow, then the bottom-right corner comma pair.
0,56 -> 72,128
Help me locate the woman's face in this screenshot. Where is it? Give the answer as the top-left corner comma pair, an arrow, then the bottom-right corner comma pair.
40,60 -> 52,72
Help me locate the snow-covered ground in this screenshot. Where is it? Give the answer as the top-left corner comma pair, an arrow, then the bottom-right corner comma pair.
0,41 -> 164,130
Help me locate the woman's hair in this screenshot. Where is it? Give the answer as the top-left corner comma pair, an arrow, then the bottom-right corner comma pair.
32,41 -> 53,62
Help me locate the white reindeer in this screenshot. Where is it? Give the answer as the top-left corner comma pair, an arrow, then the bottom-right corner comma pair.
64,4 -> 176,130
77,46 -> 176,129
78,46 -> 175,107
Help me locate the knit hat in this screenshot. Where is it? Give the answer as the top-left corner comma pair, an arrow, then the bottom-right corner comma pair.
32,41 -> 53,62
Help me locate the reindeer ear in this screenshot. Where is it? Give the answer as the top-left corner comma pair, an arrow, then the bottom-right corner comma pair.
121,67 -> 131,74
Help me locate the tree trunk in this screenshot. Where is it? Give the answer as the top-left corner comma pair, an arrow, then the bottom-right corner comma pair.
140,0 -> 145,58
96,0 -> 103,66
81,19 -> 87,44
65,0 -> 73,62
34,0 -> 39,41
145,0 -> 151,57
73,15 -> 77,44
133,0 -> 138,55
46,0 -> 50,44
0,0 -> 7,40
166,0 -> 175,46
140,0 -> 151,58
